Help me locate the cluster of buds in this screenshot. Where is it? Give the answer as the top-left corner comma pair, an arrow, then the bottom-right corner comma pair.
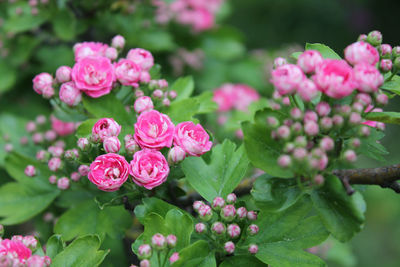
168,48 -> 205,76
267,30 -> 392,186
193,193 -> 259,255
12,0 -> 50,17
133,233 -> 179,267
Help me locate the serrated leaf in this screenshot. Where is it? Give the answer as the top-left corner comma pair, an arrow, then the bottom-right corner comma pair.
181,140 -> 249,202
75,119 -> 98,138
167,98 -> 200,124
46,235 -> 65,259
381,75 -> 400,94
305,43 -> 341,59
171,76 -> 194,101
171,240 -> 215,267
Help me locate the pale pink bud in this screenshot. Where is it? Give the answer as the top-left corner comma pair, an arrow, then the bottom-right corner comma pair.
349,138 -> 361,148
134,96 -> 154,113
140,260 -> 150,267
211,222 -> 226,235
212,197 -> 225,210
105,47 -> 118,61
48,157 -> 62,172
393,46 -> 400,57
226,193 -> 237,204
195,223 -> 206,233
320,117 -> 333,131
284,143 -> 295,153
198,205 -> 213,221
349,112 -> 362,125
77,138 -> 89,151
193,200 -> 204,211
168,146 -> 186,164
355,93 -> 372,106
290,107 -> 303,120
169,90 -> 177,99
221,205 -> 236,222
344,41 -> 379,65
111,35 -> 125,49
278,154 -> 291,168
297,50 -> 323,73
29,0 -> 38,6
247,211 -> 258,221
25,165 -> 36,177
55,140 -> 66,148
304,121 -> 319,136
332,115 -> 344,126
71,172 -> 81,182
314,174 -> 324,185
151,233 -> 166,250
43,212 -> 54,222
31,7 -> 38,15
359,125 -> 371,137
162,98 -> 170,107
59,82 -> 82,106
376,94 -> 388,106
224,241 -> 235,254
316,102 -> 331,117
270,64 -> 305,95
380,59 -> 392,72
304,111 -> 318,122
135,89 -> 144,98
248,224 -> 259,236
56,66 -> 72,83
282,97 -> 291,106
248,244 -> 259,254
266,116 -> 279,128
320,137 -> 334,151
377,122 -> 386,131
236,207 -> 247,220
103,136 -> 121,153
125,140 -> 140,154
57,177 -> 70,190
124,134 -> 134,143
36,115 -> 46,125
42,86 -> 55,99
140,71 -> 151,83
352,102 -> 364,113
64,149 -> 79,159
344,150 -> 357,162
26,121 -> 37,132
158,79 -> 168,89
291,122 -> 302,134
169,252 -> 179,264
78,165 -> 90,176
227,224 -> 241,238
49,175 -> 57,184
273,57 -> 287,68
380,44 -> 392,57
283,119 -> 293,127
4,143 -> 13,153
153,89 -> 163,99
358,34 -> 367,42
297,79 -> 318,102
137,244 -> 152,260
48,146 -> 64,157
367,30 -> 382,46
293,148 -> 307,161
277,125 -> 291,139
166,234 -> 177,248
33,72 -> 53,94
45,130 -> 57,142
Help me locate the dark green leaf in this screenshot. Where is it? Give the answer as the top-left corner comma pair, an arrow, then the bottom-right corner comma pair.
75,119 -> 98,138
0,62 -> 17,93
220,256 -> 265,267
171,240 -> 215,267
46,235 -> 65,259
52,9 -> 77,41
366,111 -> 400,124
134,197 -> 186,223
4,12 -> 49,33
381,75 -> 400,95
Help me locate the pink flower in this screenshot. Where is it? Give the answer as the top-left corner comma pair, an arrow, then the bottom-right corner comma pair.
126,48 -> 154,71
353,63 -> 383,93
103,136 -> 121,153
57,177 -> 70,190
0,238 -> 32,265
71,56 -> 115,98
33,73 -> 53,94
56,66 -> 72,83
213,84 -> 236,112
51,116 -> 75,136
297,79 -> 319,102
24,165 -> 36,177
134,96 -> 154,113
233,84 -> 260,111
92,118 -> 121,142
174,121 -> 212,156
297,50 -> 323,73
169,252 -> 179,264
129,149 -> 169,190
312,59 -> 358,99
344,41 -> 379,66
88,153 -> 129,191
26,255 -> 51,267
270,64 -> 305,95
191,8 -> 214,32
59,82 -> 82,106
114,59 -> 141,87
74,42 -> 108,62
134,110 -> 174,150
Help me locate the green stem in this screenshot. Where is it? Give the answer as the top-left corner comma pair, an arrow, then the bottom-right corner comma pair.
161,248 -> 170,267
385,69 -> 398,82
157,251 -> 161,267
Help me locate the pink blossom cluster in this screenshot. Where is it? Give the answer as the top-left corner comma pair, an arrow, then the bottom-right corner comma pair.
152,0 -> 224,32
213,84 -> 260,112
0,233 -> 51,267
193,194 -> 259,255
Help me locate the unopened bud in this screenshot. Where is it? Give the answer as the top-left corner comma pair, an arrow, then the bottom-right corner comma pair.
278,155 -> 291,168
198,205 -> 213,221
247,211 -> 258,221
195,223 -> 206,233
221,205 -> 236,222
212,197 -> 225,210
248,244 -> 258,254
169,252 -> 179,264
24,165 -> 36,177
273,57 -> 287,68
168,146 -> 186,165
193,201 -> 204,211
226,193 -> 237,204
151,233 -> 166,250
211,222 -> 226,235
343,150 -> 357,163
166,234 -> 177,248
227,224 -> 241,239
247,224 -> 259,235
103,136 -> 121,153
138,244 -> 152,260
236,207 -> 247,220
314,174 -> 325,185
57,177 -> 70,190
224,241 -> 235,254
376,94 -> 388,106
77,138 -> 90,151
367,30 -> 382,46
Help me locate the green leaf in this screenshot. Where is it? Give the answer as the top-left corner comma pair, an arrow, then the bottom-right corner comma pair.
75,119 -> 98,138
357,127 -> 388,162
381,75 -> 400,95
134,197 -> 180,223
252,175 -> 302,211
46,235 -> 65,259
51,235 -> 109,267
365,111 -> 400,124
291,52 -> 302,60
171,76 -> 195,101
220,256 -> 265,267
305,43 -> 341,59
182,140 -> 249,202
4,12 -> 49,33
10,36 -> 40,66
242,108 -> 294,178
202,30 -> 245,60
310,176 -> 365,242
0,62 -> 17,93
52,9 -> 77,41
137,30 -> 175,52
171,240 -> 215,267
54,200 -> 132,241
192,92 -> 218,114
35,45 -> 74,72
50,99 -> 88,122
167,98 -> 200,124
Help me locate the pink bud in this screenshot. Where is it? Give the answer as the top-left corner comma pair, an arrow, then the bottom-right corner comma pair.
284,143 -> 295,153
380,59 -> 392,72
45,130 -> 57,142
358,34 -> 367,42
247,211 -> 258,221
166,234 -> 177,248
211,222 -> 226,235
352,102 -> 364,113
304,111 -> 318,122
376,94 -> 388,106
236,207 -> 247,220
226,193 -> 237,204
48,146 -> 64,157
55,140 -> 66,148
297,79 -> 319,102
349,138 -> 361,148
103,136 -> 121,153
137,244 -> 152,260
266,116 -> 279,128
169,90 -> 177,99
248,244 -> 259,254
332,115 -> 344,126
56,66 -> 72,83
33,133 -> 44,144
140,71 -> 151,83
377,122 -> 385,131
105,47 -> 118,61
349,112 -> 362,125
49,175 -> 57,184
168,146 -> 186,164
304,121 -> 319,136
169,252 -> 179,264
59,82 -> 82,106
278,155 -> 291,168
198,205 -> 213,221
195,223 -> 206,233
57,177 -> 70,190
77,138 -> 89,151
26,121 -> 37,132
43,212 -> 54,222
381,44 -> 392,57
78,165 -> 90,176
111,35 -> 125,49
48,157 -> 62,172
4,143 -> 13,153
224,241 -> 235,254
314,174 -> 325,185
193,200 -> 204,211
273,57 -> 287,68
291,122 -> 302,134
367,30 -> 382,46
140,260 -> 150,267
290,107 -> 303,120
277,125 -> 291,139
29,0 -> 38,6
297,50 -> 323,73
227,224 -> 241,238
71,172 -> 81,182
36,150 -> 47,161
135,89 -> 144,98
212,197 -> 225,210
162,98 -> 170,107
282,97 -> 291,106
221,205 -> 236,222
158,79 -> 168,89
355,93 -> 372,106
320,137 -> 334,151
344,150 -> 357,162
64,149 -> 79,159
316,102 -> 331,117
36,115 -> 46,125
42,86 -> 55,99
248,224 -> 259,235
153,89 -> 163,99
151,233 -> 166,250
320,117 -> 333,131
25,165 -> 36,177
125,140 -> 140,154
293,148 -> 307,161
359,125 -> 371,137
134,96 -> 154,113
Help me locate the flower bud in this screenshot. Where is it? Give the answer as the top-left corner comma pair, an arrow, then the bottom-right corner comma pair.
358,34 -> 367,41
36,150 -> 49,162
282,97 -> 291,106
162,98 -> 171,107
224,241 -> 235,254
293,148 -> 307,161
297,79 -> 318,102
56,66 -> 72,83
103,136 -> 121,153
32,133 -> 44,144
284,143 -> 295,153
134,96 -> 154,113
77,138 -> 90,151
221,205 -> 236,222
166,234 -> 177,248
349,112 -> 362,125
352,102 -> 364,113
379,59 -> 392,72
125,140 -> 140,155
304,111 -> 318,122
320,117 -> 333,131
44,130 -> 57,142
48,157 -> 62,172
138,244 -> 152,260
42,86 -> 55,99
168,146 -> 186,165
316,102 -> 331,117
236,207 -> 247,220
359,125 -> 371,137
273,57 -> 287,68
349,138 -> 361,148
71,172 -> 81,182
211,222 -> 226,235
376,94 -> 388,106
49,175 -> 57,184
151,233 -> 166,250
380,44 -> 392,58
195,223 -> 206,233
4,143 -> 13,153
290,108 -> 303,120
248,224 -> 259,235
105,47 -> 118,61
227,224 -> 241,239
169,90 -> 177,99
304,121 -> 319,136
319,136 -> 334,151
153,89 -> 163,99
367,30 -> 382,46
393,46 -> 400,57
135,89 -> 144,98
64,149 -> 79,160
112,35 -> 125,49
377,122 -> 386,131
266,116 -> 279,128
344,150 -> 357,162
193,200 -> 204,211
355,93 -> 372,106
332,115 -> 344,127
25,165 -> 36,177
248,244 -> 259,254
36,115 -> 46,125
212,197 -> 225,210
278,155 -> 291,168
313,174 -> 325,185
169,252 -> 179,264
198,205 -> 213,221
297,50 -> 323,73
26,121 -> 37,133
48,146 -> 64,158
55,140 -> 66,148
247,211 -> 258,221
57,177 -> 70,190
226,193 -> 237,204
140,260 -> 150,267
59,82 -> 82,106
277,125 -> 291,140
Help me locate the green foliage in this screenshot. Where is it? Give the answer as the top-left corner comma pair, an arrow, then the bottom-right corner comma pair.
0,62 -> 17,93
46,235 -> 66,259
365,111 -> 400,125
181,140 -> 249,202
381,75 -> 400,95
134,197 -> 182,223
357,127 -> 388,162
52,9 -> 77,41
305,43 -> 341,59
220,256 -> 266,267
171,240 -> 215,267
170,76 -> 195,101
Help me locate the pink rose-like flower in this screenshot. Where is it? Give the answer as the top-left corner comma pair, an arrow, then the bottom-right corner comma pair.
134,110 -> 174,150
134,96 -> 154,114
33,73 -> 53,94
344,41 -> 379,66
92,118 -> 121,142
127,48 -> 154,71
51,116 -> 75,136
233,84 -> 260,111
174,121 -> 212,156
71,56 -> 115,98
114,59 -> 141,87
297,50 -> 323,73
129,149 -> 169,190
88,153 -> 129,191
74,42 -> 108,62
26,255 -> 51,267
213,84 -> 236,112
103,136 -> 121,153
271,64 -> 305,95
0,238 -> 32,264
59,82 -> 82,106
56,66 -> 72,83
312,59 -> 358,99
353,63 -> 384,93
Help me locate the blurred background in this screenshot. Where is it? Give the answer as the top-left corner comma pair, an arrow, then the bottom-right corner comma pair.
1,0 -> 400,266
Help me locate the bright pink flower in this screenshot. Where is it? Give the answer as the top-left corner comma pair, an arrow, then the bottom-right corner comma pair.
134,110 -> 174,150
103,136 -> 121,153
56,66 -> 72,83
344,41 -> 379,66
297,50 -> 323,73
191,8 -> 214,32
213,84 -> 236,112
134,96 -> 154,114
33,73 -> 53,95
114,59 -> 141,87
51,116 -> 75,136
92,118 -> 121,142
233,84 -> 260,111
88,153 -> 129,191
173,121 -> 212,156
59,81 -> 82,106
270,64 -> 305,95
353,63 -> 383,93
129,149 -> 169,190
71,56 -> 115,98
74,42 -> 108,62
126,48 -> 154,71
312,59 -> 357,99
0,238 -> 32,265
26,255 -> 51,267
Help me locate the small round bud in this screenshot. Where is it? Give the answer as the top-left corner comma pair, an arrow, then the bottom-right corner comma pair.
42,86 -> 55,99
247,211 -> 258,221
193,201 -> 204,211
236,207 -> 247,220
352,102 -> 364,113
284,143 -> 295,153
393,46 -> 400,57
319,137 -> 334,151
224,241 -> 235,254
57,177 -> 70,190
48,146 -> 64,158
25,165 -> 36,177
158,79 -> 168,89
290,108 -> 303,120
169,90 -> 177,99
298,79 -> 319,102
266,116 -> 280,128
56,66 -> 72,83
212,197 -> 225,210
152,89 -> 163,99
332,115 -> 344,127
125,140 -> 140,155
294,136 -> 307,148
349,112 -> 362,125
304,121 -> 319,136
380,59 -> 392,73
48,157 -> 62,172
166,234 -> 177,248
44,130 -> 57,142
36,115 -> 46,125
316,102 -> 331,117
380,44 -> 392,58
282,97 -> 291,106
78,165 -> 90,176
358,34 -> 367,42
367,30 -> 382,46
226,193 -> 237,204
293,148 -> 307,161
70,172 -> 81,182
313,174 -> 325,185
277,125 -> 291,140
64,149 -> 79,160
221,205 -> 236,222
273,57 -> 287,68
297,50 -> 323,73
134,96 -> 154,113
26,121 -> 37,133
162,98 -> 170,107
304,111 -> 318,122
195,223 -> 206,233
135,89 -> 144,98
77,138 -> 89,151
111,35 -> 125,49
377,122 -> 386,131
211,222 -> 226,235
138,244 -> 152,260
105,47 -> 118,61
36,150 -> 49,161
349,138 -> 361,148
355,93 -> 372,106
198,205 -> 213,221
227,224 -> 241,239
32,133 -> 44,144
278,155 -> 291,168
376,94 -> 388,106
248,244 -> 259,254
140,260 -> 150,267
49,175 -> 57,184
4,143 -> 13,153
320,117 -> 333,131
344,150 -> 357,163
168,146 -> 186,165
340,105 -> 352,116
103,136 -> 121,153
359,125 -> 371,137
247,224 -> 259,235
169,252 -> 179,264
151,233 -> 166,250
